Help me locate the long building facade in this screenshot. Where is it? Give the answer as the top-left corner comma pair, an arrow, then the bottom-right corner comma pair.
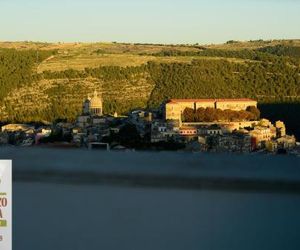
165,98 -> 257,121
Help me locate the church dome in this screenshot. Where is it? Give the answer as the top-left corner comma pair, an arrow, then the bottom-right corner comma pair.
90,91 -> 102,108
89,90 -> 103,116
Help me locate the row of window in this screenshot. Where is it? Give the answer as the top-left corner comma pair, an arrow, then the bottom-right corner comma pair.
180,130 -> 197,135
180,130 -> 222,135
92,108 -> 102,114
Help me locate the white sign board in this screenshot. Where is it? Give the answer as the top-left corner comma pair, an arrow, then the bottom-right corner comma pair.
0,160 -> 12,250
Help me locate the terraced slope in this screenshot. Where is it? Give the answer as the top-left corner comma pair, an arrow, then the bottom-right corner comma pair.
0,40 -> 299,138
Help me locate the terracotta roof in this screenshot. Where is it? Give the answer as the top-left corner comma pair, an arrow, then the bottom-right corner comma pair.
168,98 -> 256,103
167,101 -> 181,104
169,99 -> 215,103
216,98 -> 257,102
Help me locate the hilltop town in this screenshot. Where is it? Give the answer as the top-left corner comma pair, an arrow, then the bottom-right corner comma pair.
0,92 -> 299,156
1,40 -> 300,141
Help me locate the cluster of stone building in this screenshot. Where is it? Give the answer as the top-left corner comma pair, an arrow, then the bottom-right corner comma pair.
151,118 -> 296,153
0,94 -> 298,155
151,98 -> 297,153
165,98 -> 258,121
0,91 -> 125,150
65,91 -> 126,150
0,123 -> 51,146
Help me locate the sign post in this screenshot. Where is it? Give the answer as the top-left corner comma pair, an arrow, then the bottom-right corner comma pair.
0,160 -> 12,250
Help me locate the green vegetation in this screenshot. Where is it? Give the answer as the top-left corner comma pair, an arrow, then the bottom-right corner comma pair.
0,41 -> 299,138
0,49 -> 54,100
151,48 -> 299,66
147,59 -> 300,107
258,45 -> 300,58
182,106 -> 260,122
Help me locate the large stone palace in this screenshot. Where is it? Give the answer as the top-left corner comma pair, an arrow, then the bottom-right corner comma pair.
165,98 -> 257,121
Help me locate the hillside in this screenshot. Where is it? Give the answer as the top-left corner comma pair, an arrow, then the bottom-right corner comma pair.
0,39 -> 299,137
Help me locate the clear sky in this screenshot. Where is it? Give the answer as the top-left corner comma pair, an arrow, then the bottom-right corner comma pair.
0,0 -> 299,44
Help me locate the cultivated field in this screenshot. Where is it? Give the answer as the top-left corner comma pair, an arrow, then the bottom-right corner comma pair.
1,40 -> 276,72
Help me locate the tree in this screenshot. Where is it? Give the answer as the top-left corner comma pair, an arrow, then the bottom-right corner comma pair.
195,108 -> 205,121
183,108 -> 195,122
215,109 -> 224,121
204,108 -> 218,122
237,110 -> 250,121
246,106 -> 261,120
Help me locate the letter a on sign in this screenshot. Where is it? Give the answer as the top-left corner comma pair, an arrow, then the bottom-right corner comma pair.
0,160 -> 12,250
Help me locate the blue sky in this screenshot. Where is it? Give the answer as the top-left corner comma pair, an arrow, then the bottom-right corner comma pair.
0,0 -> 299,44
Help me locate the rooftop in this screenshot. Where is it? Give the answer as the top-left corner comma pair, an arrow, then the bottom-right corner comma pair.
168,98 -> 257,104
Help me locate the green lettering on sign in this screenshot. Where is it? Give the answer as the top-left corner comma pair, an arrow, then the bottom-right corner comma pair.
0,220 -> 7,227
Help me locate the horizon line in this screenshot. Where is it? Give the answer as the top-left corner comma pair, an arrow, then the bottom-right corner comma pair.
1,38 -> 300,47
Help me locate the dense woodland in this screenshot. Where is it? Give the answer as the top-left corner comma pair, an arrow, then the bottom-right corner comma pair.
0,49 -> 54,100
0,45 -> 299,138
147,59 -> 300,107
151,46 -> 300,66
